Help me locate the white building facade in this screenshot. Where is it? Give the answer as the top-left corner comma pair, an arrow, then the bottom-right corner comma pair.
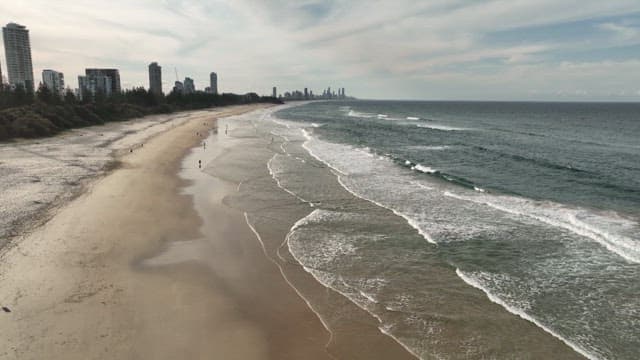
42,70 -> 65,96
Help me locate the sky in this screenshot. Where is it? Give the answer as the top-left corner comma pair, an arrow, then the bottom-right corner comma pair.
1,0 -> 640,101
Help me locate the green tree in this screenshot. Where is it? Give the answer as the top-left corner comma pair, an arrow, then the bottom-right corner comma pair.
64,88 -> 77,104
36,83 -> 54,104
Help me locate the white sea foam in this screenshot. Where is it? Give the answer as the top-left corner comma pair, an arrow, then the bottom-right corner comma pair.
444,191 -> 640,264
243,212 -> 337,354
267,154 -> 314,207
416,124 -> 469,131
359,290 -> 378,303
456,269 -> 600,360
412,182 -> 434,191
407,116 -> 420,120
301,128 -> 440,245
411,164 -> 437,174
348,110 -> 376,118
284,209 -> 424,359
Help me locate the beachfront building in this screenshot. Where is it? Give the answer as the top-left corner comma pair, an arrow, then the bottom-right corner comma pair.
85,68 -> 121,94
272,86 -> 277,98
42,70 -> 65,96
183,77 -> 195,94
78,74 -> 112,101
173,80 -> 184,94
148,62 -> 162,95
3,23 -> 34,92
209,72 -> 218,94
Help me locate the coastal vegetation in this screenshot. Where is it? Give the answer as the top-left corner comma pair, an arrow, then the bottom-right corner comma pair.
0,85 -> 281,141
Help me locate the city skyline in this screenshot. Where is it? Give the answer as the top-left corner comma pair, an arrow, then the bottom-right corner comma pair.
0,22 -> 343,100
1,2 -> 640,101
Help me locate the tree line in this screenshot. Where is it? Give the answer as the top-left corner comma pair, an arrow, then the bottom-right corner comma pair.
0,84 -> 281,141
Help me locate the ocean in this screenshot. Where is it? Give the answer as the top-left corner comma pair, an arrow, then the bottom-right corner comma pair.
260,101 -> 640,359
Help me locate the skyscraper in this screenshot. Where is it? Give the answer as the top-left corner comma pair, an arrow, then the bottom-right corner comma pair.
3,23 -> 34,92
183,77 -> 195,94
148,62 -> 162,95
78,74 -> 112,100
42,70 -> 65,96
173,81 -> 184,94
272,86 -> 277,98
209,72 -> 218,94
85,69 -> 120,94
304,88 -> 308,99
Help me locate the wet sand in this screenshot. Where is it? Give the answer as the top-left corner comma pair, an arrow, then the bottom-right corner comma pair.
0,104 -> 416,360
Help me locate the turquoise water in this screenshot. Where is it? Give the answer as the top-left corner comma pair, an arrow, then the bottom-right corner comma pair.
268,101 -> 640,359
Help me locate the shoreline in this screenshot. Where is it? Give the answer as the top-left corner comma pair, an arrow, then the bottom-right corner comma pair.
0,103 -> 415,359
0,104 -> 326,359
0,107 -> 228,253
202,106 -> 418,359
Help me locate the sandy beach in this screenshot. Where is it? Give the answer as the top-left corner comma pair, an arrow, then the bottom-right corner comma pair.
0,104 -> 415,359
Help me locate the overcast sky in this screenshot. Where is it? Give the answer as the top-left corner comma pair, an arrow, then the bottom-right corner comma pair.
2,0 -> 640,101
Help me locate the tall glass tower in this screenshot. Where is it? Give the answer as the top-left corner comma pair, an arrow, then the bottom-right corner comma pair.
3,23 -> 34,92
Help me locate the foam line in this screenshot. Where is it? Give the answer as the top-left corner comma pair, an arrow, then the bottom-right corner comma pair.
284,214 -> 422,360
267,154 -> 314,207
444,191 -> 639,264
456,269 -> 599,360
300,130 -> 436,245
243,212 -> 338,360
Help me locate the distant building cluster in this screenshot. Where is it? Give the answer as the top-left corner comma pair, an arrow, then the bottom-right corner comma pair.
171,70 -> 219,96
0,22 -> 223,101
0,21 -> 352,103
275,86 -> 349,101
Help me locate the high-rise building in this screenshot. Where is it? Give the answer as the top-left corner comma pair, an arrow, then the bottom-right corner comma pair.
173,81 -> 184,94
272,87 -> 277,98
148,62 -> 162,95
0,59 -> 3,86
183,77 -> 195,94
78,74 -> 112,100
209,72 -> 218,94
42,70 -> 65,96
85,69 -> 120,94
3,23 -> 34,92
304,88 -> 308,99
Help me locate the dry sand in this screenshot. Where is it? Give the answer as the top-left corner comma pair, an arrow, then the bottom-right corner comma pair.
0,104 -> 335,359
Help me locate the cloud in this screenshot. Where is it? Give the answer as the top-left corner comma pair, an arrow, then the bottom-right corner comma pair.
0,0 -> 639,100
598,22 -> 640,43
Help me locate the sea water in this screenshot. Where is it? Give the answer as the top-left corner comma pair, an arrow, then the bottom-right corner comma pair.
266,101 -> 639,359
